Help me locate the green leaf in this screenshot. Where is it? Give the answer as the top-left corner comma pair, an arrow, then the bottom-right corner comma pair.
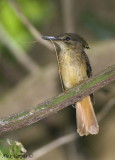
0,139 -> 27,160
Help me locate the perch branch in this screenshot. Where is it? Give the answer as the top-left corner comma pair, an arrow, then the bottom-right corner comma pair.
0,64 -> 115,134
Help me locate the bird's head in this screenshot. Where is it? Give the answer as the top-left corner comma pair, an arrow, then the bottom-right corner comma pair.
42,33 -> 89,50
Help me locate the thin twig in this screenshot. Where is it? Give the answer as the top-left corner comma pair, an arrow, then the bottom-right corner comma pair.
8,0 -> 53,50
0,24 -> 40,73
97,98 -> 115,121
27,132 -> 77,160
27,97 -> 115,160
0,64 -> 115,134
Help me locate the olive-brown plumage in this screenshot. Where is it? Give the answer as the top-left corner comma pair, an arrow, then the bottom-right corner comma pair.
42,33 -> 99,136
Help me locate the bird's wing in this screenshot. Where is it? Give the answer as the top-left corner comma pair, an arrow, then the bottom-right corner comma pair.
83,51 -> 94,104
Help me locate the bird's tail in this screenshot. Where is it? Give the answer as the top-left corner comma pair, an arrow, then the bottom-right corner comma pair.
76,96 -> 99,136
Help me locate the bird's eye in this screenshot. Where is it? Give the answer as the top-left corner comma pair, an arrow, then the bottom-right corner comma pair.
65,37 -> 71,41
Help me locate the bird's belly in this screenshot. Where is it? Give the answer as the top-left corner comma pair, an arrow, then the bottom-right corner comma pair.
60,62 -> 87,89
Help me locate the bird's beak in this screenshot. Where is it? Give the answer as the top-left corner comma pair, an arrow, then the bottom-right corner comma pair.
42,36 -> 61,41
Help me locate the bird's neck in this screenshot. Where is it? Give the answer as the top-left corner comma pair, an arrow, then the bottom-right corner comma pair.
59,46 -> 83,56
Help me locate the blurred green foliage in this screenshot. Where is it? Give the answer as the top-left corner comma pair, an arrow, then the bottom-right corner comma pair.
0,0 -> 55,49
0,0 -> 56,90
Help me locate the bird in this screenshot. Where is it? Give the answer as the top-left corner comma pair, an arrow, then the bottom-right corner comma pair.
42,33 -> 99,136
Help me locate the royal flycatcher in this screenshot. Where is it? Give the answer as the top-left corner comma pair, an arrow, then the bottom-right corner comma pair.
42,33 -> 99,136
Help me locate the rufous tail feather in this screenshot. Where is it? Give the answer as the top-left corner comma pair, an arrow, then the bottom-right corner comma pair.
76,96 -> 99,136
